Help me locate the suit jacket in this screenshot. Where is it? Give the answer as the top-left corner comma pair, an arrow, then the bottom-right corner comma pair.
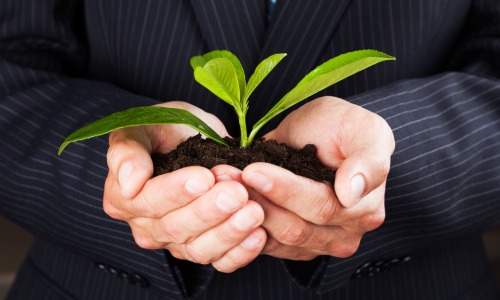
1,0 -> 500,299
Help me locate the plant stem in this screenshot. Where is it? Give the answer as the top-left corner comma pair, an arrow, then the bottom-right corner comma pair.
238,111 -> 248,148
244,125 -> 261,149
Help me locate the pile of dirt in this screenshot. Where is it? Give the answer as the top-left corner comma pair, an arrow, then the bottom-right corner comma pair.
152,134 -> 335,186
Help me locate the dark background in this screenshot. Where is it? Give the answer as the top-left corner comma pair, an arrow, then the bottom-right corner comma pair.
1,216 -> 499,299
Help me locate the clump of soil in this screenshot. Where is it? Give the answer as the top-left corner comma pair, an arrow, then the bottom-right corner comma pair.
152,134 -> 336,186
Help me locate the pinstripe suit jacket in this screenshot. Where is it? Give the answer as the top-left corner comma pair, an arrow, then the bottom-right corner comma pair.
1,0 -> 500,299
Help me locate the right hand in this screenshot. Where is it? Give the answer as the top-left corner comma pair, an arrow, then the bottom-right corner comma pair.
103,101 -> 266,273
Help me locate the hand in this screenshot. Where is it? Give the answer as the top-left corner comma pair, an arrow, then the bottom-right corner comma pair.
214,96 -> 394,260
103,101 -> 266,272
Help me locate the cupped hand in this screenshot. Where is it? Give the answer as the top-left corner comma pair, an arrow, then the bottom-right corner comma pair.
103,101 -> 266,272
213,96 -> 394,260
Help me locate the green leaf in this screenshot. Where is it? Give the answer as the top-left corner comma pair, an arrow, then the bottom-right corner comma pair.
194,58 -> 241,108
243,53 -> 287,105
253,50 -> 395,133
190,56 -> 207,70
191,50 -> 246,101
58,107 -> 229,155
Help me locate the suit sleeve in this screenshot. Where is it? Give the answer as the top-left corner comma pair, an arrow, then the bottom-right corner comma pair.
0,0 -> 187,298
312,0 -> 500,293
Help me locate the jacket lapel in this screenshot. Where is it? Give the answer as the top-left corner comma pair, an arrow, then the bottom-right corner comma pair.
247,0 -> 353,131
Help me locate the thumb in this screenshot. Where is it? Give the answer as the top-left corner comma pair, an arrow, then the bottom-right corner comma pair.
334,148 -> 391,208
107,126 -> 154,199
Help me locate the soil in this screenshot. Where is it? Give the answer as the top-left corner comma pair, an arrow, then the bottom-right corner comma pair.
152,134 -> 336,186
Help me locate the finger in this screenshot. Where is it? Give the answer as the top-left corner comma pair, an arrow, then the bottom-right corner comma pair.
113,166 -> 215,218
261,236 -> 319,260
334,149 -> 390,208
107,126 -> 154,199
184,201 -> 264,264
263,234 -> 361,259
242,162 -> 340,225
152,101 -> 230,153
213,157 -> 383,228
128,217 -> 165,250
103,172 -> 133,221
152,180 -> 249,244
212,164 -> 364,258
211,164 -> 245,183
256,191 -> 348,250
211,227 -> 267,273
334,117 -> 394,208
214,164 -> 347,246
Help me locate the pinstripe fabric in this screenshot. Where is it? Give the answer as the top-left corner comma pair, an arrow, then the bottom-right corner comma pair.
8,240 -> 160,300
6,237 -> 500,300
1,0 -> 500,299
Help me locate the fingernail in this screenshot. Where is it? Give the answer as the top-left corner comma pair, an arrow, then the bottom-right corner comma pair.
233,209 -> 257,230
350,174 -> 366,207
185,178 -> 209,194
119,162 -> 134,195
242,233 -> 261,248
215,192 -> 241,212
215,174 -> 233,182
246,172 -> 272,192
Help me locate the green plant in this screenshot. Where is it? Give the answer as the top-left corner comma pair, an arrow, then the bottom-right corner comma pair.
59,50 -> 394,154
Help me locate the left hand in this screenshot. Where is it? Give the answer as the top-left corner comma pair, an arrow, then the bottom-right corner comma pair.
212,96 -> 395,260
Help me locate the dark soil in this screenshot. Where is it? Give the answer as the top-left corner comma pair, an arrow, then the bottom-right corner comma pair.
152,134 -> 336,186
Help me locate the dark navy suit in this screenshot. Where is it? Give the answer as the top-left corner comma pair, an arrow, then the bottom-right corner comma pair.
1,0 -> 500,299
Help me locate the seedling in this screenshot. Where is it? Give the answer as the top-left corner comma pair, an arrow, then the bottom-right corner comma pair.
59,50 -> 394,154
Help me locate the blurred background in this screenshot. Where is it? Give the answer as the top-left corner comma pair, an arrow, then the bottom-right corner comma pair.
1,215 -> 499,299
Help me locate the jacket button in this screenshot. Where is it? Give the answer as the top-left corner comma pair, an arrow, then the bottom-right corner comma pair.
94,262 -> 148,288
400,256 -> 411,264
131,273 -> 150,288
382,260 -> 395,271
94,262 -> 108,272
117,270 -> 130,280
108,267 -> 118,276
361,262 -> 372,270
374,260 -> 384,273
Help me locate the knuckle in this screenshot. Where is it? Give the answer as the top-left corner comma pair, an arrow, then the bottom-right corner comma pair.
277,222 -> 309,246
193,203 -> 219,227
361,210 -> 385,232
211,261 -> 227,273
168,249 -> 185,261
211,259 -> 237,274
212,252 -> 248,273
225,251 -> 246,267
106,141 -> 119,167
134,235 -> 158,250
313,196 -> 336,225
213,264 -> 234,274
297,255 -> 318,261
220,253 -> 247,272
133,193 -> 159,218
263,237 -> 281,254
185,244 -> 211,265
328,239 -> 360,258
214,226 -> 237,246
103,199 -> 122,219
159,218 -> 187,244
